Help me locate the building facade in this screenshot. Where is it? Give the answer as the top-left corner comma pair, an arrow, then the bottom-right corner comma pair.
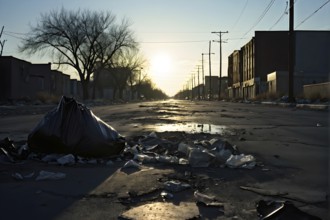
0,56 -> 79,101
227,31 -> 330,99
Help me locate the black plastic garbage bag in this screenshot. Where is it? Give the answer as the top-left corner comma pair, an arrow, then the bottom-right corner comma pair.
28,96 -> 125,157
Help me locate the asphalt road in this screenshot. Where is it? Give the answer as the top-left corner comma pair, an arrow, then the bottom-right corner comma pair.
0,99 -> 329,219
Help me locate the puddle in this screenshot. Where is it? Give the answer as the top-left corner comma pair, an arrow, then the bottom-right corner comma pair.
120,202 -> 200,220
147,123 -> 236,135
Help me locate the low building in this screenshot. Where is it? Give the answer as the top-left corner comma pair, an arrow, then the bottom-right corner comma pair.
51,70 -> 71,97
0,56 -> 77,101
303,82 -> 330,100
0,56 -> 52,100
205,75 -> 219,99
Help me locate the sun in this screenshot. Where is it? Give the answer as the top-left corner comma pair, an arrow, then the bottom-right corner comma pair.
150,53 -> 172,75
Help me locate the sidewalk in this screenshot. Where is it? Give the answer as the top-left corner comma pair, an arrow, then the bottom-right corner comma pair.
261,101 -> 329,110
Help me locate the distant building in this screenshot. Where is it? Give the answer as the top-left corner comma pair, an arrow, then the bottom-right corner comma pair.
228,50 -> 243,99
0,56 -> 78,101
50,70 -> 71,97
205,75 -> 219,99
93,67 -> 133,100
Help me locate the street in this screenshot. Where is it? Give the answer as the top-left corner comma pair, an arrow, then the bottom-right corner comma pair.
0,99 -> 329,219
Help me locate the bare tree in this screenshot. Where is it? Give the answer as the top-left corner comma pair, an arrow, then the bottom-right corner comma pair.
112,48 -> 146,100
20,8 -> 137,99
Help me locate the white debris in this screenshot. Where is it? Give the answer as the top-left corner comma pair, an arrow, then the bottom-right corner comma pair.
164,180 -> 191,192
12,173 -> 23,180
35,170 -> 66,181
225,154 -> 256,169
188,148 -> 215,167
148,132 -> 158,138
106,160 -> 114,166
122,160 -> 141,169
41,154 -> 61,163
57,154 -> 75,165
134,153 -> 157,164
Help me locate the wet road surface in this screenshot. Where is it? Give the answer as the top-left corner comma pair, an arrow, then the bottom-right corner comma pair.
0,99 -> 328,219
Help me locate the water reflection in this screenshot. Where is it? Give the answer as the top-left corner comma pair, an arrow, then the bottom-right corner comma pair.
151,123 -> 232,135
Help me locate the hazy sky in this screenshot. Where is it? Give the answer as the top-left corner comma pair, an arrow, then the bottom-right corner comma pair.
1,0 -> 329,96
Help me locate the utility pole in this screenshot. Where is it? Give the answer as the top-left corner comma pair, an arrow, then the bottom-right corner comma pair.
191,75 -> 194,100
209,41 -> 212,100
195,65 -> 202,100
212,31 -> 228,100
0,26 -> 7,56
202,51 -> 215,100
288,0 -> 295,102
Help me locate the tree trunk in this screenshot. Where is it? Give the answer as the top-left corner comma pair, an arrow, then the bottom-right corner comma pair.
112,88 -> 117,100
119,88 -> 123,100
92,82 -> 96,100
81,80 -> 90,100
130,86 -> 134,100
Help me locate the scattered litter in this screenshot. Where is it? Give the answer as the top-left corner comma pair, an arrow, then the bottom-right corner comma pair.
35,170 -> 66,181
156,155 -> 179,164
12,173 -> 23,180
194,190 -> 222,207
106,160 -> 114,166
164,180 -> 191,192
256,200 -> 322,220
123,134 -> 256,169
24,172 -> 35,178
160,191 -> 174,199
148,132 -> 158,138
87,159 -> 98,164
42,154 -> 61,163
178,142 -> 192,156
226,154 -> 256,169
0,139 -> 30,161
134,153 -> 157,164
122,160 -> 141,169
179,158 -> 189,165
194,190 -> 215,202
12,172 -> 35,180
57,154 -> 75,165
188,148 -> 215,167
0,147 -> 15,163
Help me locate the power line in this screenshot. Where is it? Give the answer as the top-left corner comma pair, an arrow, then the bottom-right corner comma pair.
3,32 -> 25,40
295,0 -> 330,29
231,0 -> 249,30
139,40 -> 208,44
4,30 -> 28,35
242,0 -> 276,37
269,0 -> 299,30
269,1 -> 289,30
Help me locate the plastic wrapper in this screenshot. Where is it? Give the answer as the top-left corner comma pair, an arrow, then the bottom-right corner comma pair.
225,154 -> 256,169
28,96 -> 125,157
188,148 -> 215,167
